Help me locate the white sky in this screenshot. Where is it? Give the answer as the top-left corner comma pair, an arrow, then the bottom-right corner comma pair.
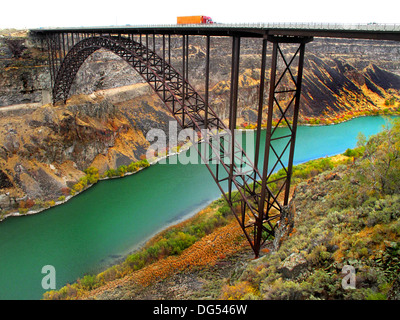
1,0 -> 399,29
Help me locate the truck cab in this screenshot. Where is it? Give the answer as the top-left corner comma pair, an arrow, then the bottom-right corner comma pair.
202,16 -> 213,24
177,16 -> 214,24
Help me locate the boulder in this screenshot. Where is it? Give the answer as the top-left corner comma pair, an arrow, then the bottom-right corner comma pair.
278,252 -> 308,279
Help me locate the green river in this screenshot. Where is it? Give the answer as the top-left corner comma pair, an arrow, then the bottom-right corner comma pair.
0,115 -> 396,299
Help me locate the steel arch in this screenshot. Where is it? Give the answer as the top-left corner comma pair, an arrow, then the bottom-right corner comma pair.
53,36 -> 219,130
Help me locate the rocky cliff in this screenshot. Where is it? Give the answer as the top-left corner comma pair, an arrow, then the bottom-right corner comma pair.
1,31 -> 400,214
0,88 -> 173,212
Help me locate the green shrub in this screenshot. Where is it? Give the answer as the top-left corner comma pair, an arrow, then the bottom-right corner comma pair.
343,146 -> 364,158
127,162 -> 139,172
104,168 -> 118,178
102,160 -> 150,179
117,165 -> 128,177
79,176 -> 88,187
126,251 -> 148,271
137,159 -> 150,168
84,167 -> 99,184
264,279 -> 305,300
164,231 -> 197,255
79,275 -> 100,291
84,167 -> 98,176
71,181 -> 84,193
18,207 -> 29,215
70,167 -> 101,195
366,292 -> 387,300
384,97 -> 396,106
218,205 -> 232,217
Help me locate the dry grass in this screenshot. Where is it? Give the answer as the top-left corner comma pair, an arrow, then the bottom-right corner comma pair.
81,220 -> 247,299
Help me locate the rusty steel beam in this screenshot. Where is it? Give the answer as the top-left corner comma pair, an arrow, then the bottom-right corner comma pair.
204,35 -> 210,129
253,38 -> 268,191
228,35 -> 240,202
42,30 -> 313,258
284,41 -> 306,206
253,37 -> 268,253
252,36 -> 311,256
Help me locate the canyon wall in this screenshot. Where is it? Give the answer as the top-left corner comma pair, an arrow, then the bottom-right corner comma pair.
0,32 -> 400,212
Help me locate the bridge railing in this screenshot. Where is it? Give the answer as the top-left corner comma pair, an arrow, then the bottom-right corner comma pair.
119,22 -> 400,32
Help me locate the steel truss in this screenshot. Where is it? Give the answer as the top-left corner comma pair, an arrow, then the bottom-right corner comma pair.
43,31 -> 313,258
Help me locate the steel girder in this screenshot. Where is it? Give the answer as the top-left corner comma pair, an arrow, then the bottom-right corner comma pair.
46,33 -> 312,257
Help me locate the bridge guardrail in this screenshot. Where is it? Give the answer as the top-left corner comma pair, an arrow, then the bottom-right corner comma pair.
117,22 -> 400,32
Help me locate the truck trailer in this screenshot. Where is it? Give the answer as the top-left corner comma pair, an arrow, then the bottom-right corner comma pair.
177,16 -> 213,24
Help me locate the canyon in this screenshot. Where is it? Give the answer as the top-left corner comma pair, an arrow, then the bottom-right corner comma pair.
0,31 -> 400,213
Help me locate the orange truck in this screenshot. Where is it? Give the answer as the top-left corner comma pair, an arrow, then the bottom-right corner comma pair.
177,16 -> 213,24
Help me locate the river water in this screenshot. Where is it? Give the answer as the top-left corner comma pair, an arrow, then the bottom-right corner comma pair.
0,115 -> 396,299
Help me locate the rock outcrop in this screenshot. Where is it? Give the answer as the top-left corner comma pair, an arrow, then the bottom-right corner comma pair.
0,88 -> 173,211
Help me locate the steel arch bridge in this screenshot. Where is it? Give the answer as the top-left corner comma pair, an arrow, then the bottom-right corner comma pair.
53,35 -> 223,131
31,24 -> 400,257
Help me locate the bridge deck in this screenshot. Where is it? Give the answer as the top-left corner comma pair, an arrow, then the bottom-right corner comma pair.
31,23 -> 400,41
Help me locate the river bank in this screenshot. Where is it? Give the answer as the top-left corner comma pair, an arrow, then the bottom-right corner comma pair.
1,87 -> 398,223
1,113 -> 397,249
0,115 -> 397,300
3,107 -> 398,223
46,117 -> 400,300
43,152 -> 353,300
238,102 -> 400,130
0,135 -> 194,223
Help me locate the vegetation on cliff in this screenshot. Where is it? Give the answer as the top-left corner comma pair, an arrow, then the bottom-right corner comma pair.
42,118 -> 400,300
0,96 -> 158,216
40,150 -> 345,299
221,119 -> 400,300
43,196 -> 239,299
239,96 -> 400,129
69,159 -> 150,196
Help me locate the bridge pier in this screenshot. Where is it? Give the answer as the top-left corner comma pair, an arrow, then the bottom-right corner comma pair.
35,27 -> 313,258
253,35 -> 312,256
222,34 -> 313,257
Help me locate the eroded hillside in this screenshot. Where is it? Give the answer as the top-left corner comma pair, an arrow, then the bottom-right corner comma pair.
0,86 -> 173,212
1,32 -> 400,214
